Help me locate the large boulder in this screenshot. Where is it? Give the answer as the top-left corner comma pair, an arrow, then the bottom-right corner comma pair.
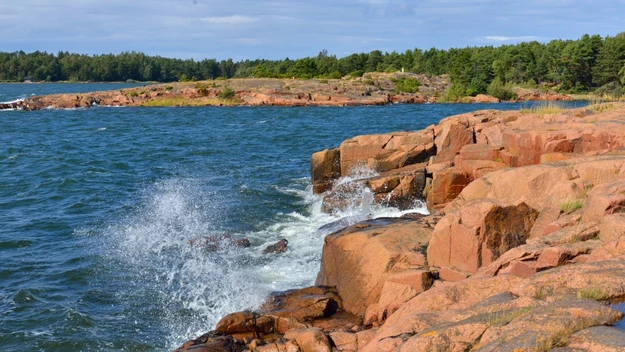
445,164 -> 584,213
425,168 -> 470,211
259,286 -> 342,321
434,122 -> 474,162
581,180 -> 625,224
427,199 -> 539,274
338,130 -> 434,175
311,148 -> 341,194
316,217 -> 434,318
283,328 -> 331,352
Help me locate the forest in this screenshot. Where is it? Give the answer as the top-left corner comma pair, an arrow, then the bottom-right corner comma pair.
1,33 -> 624,98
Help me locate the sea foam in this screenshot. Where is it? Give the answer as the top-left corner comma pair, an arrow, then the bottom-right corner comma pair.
106,168 -> 427,349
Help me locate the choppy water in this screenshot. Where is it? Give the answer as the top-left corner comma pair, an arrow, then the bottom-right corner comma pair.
0,84 -> 589,351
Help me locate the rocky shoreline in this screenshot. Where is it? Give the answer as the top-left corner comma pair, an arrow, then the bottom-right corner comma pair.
176,102 -> 625,352
1,73 -> 573,111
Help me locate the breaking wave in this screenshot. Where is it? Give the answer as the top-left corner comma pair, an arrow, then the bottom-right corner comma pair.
105,168 -> 427,349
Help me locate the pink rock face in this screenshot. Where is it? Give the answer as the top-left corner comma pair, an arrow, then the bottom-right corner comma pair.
427,200 -> 539,274
338,130 -> 434,175
600,214 -> 625,242
315,217 -> 434,317
310,148 -> 341,194
471,94 -> 500,103
445,164 -> 584,214
582,180 -> 625,224
458,144 -> 502,161
426,168 -> 470,210
434,122 -> 474,163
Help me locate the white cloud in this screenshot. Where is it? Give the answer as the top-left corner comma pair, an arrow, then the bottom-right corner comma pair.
200,15 -> 258,26
483,36 -> 542,42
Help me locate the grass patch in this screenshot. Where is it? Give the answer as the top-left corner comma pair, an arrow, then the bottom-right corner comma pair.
520,102 -> 565,116
488,307 -> 533,327
588,98 -> 619,113
533,285 -> 553,300
560,199 -> 584,213
127,91 -> 140,97
577,288 -> 608,301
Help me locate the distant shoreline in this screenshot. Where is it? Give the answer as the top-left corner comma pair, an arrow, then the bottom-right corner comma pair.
0,74 -> 595,111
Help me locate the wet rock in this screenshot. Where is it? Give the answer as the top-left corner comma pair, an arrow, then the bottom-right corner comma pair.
311,148 -> 341,194
283,328 -> 331,352
216,311 -> 275,337
328,331 -> 358,351
263,239 -> 289,254
259,286 -> 341,322
255,340 -> 301,352
175,331 -> 246,352
189,234 -> 250,252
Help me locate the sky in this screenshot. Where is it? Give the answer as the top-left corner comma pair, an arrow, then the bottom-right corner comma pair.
0,0 -> 624,61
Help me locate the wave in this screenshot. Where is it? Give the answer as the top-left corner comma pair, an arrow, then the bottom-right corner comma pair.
0,98 -> 24,104
104,168 -> 427,349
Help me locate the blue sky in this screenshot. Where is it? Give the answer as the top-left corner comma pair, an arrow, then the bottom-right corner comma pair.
1,0 -> 624,61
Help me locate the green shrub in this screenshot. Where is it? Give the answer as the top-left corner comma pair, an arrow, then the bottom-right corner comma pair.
392,77 -> 420,94
594,82 -> 623,98
443,83 -> 467,102
195,83 -> 210,96
348,70 -> 364,79
466,77 -> 487,96
218,86 -> 236,99
128,91 -> 139,97
324,71 -> 342,79
487,77 -> 518,100
363,79 -> 375,86
165,86 -> 174,91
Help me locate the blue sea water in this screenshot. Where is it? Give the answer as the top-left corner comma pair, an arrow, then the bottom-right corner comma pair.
0,84 -> 589,351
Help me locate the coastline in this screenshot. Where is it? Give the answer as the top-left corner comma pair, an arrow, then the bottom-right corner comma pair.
0,74 -> 578,111
175,102 -> 625,351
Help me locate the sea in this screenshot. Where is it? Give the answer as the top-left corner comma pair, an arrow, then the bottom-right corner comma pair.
0,83 -> 589,351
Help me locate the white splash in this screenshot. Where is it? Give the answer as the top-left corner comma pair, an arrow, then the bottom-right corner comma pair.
107,167 -> 427,349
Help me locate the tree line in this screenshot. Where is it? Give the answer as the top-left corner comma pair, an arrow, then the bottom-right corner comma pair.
1,33 -> 624,96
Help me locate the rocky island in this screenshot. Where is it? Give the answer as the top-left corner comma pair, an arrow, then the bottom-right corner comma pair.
0,73 -> 573,111
176,102 -> 625,351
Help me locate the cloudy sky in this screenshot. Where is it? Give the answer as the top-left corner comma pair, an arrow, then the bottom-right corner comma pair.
1,0 -> 624,61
